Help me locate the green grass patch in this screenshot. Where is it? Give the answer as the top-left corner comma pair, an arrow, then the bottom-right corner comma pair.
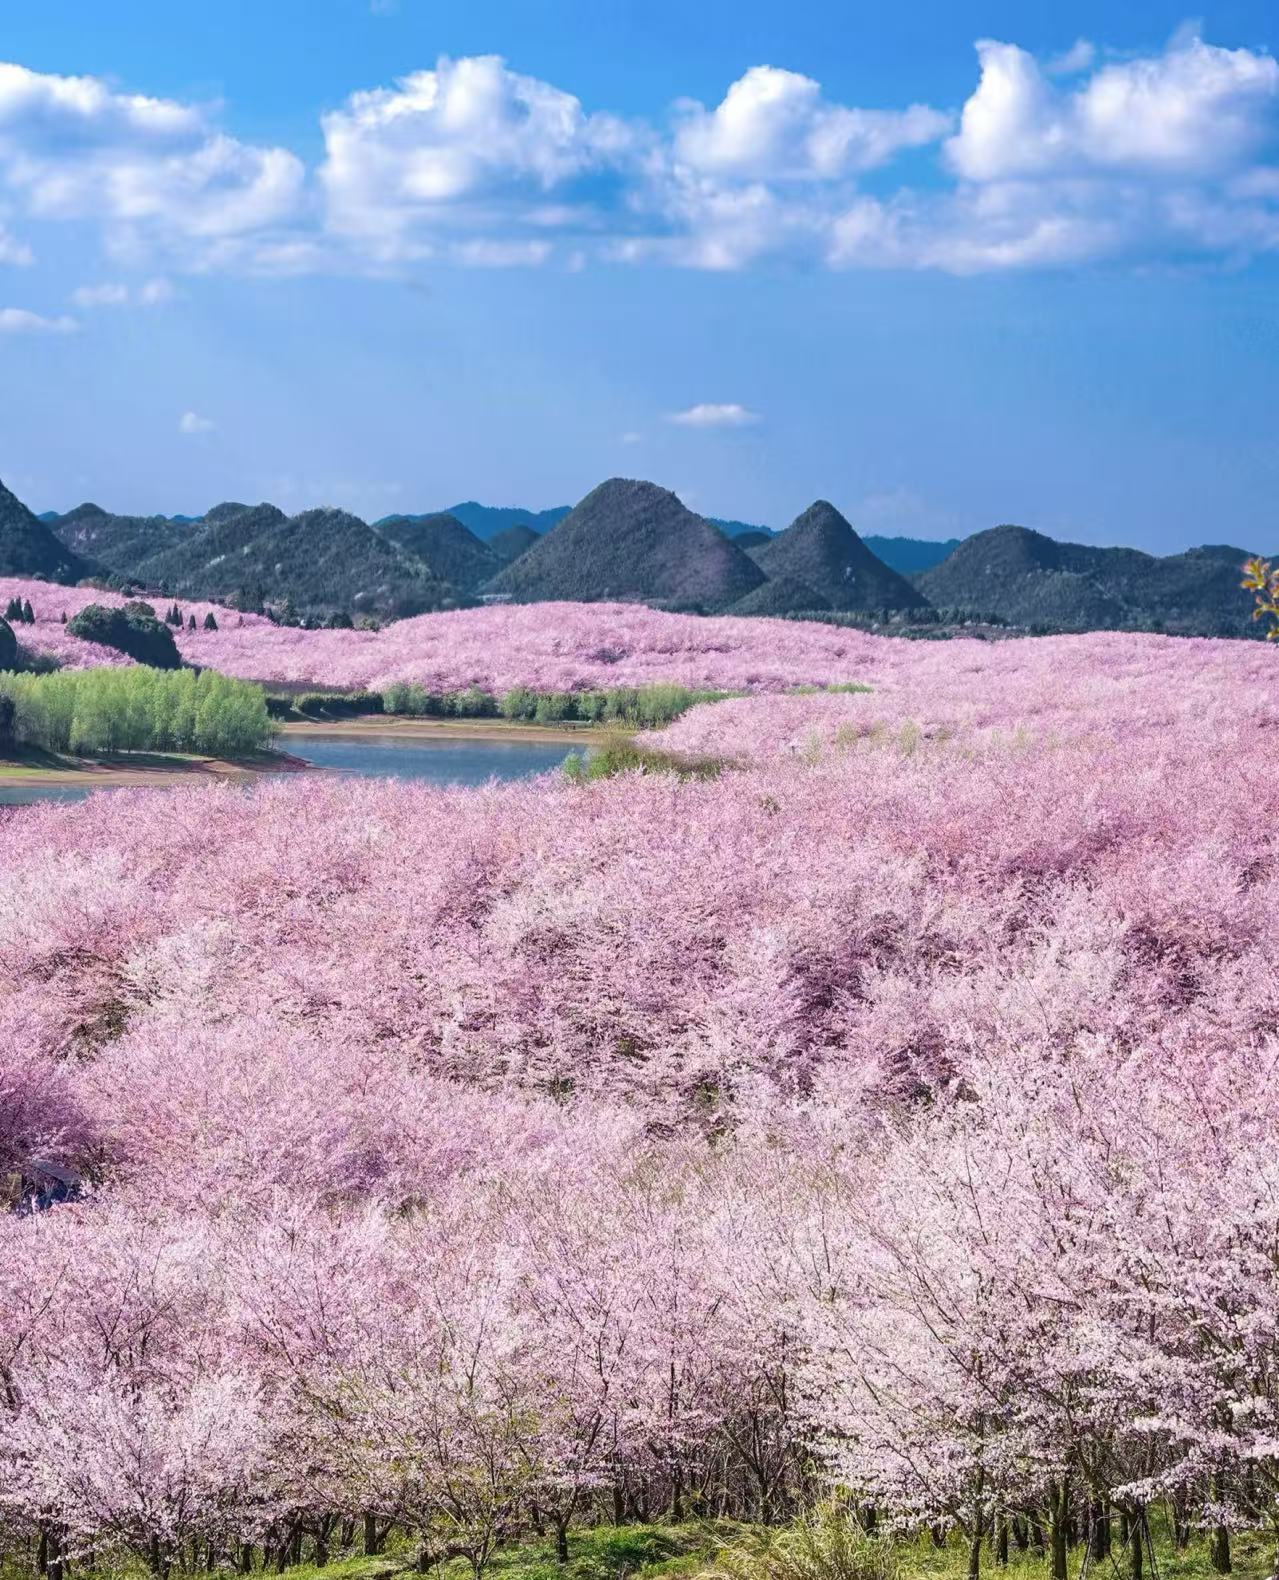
564,730 -> 728,783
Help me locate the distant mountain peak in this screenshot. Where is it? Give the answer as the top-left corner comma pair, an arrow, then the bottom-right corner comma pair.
753,499 -> 930,612
486,476 -> 765,609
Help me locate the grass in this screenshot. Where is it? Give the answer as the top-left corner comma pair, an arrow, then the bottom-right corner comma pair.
563,730 -> 728,784
0,1518 -> 1271,1580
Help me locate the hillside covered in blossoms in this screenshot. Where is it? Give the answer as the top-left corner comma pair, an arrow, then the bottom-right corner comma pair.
2,612 -> 1278,1580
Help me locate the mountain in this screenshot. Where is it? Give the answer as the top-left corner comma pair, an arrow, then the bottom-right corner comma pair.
731,575 -> 832,616
387,502 -> 571,542
51,503 -> 190,577
490,523 -> 541,562
139,503 -> 462,617
378,513 -> 503,593
711,517 -> 773,539
203,501 -> 253,524
138,504 -> 289,591
485,478 -> 766,610
751,501 -> 930,612
0,478 -> 89,582
917,525 -> 1263,635
864,535 -> 962,575
732,530 -> 773,551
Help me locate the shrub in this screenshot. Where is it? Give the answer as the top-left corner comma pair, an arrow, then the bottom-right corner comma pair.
67,603 -> 181,669
450,685 -> 498,718
564,729 -> 726,783
709,1508 -> 897,1580
0,616 -> 15,672
534,691 -> 575,723
499,686 -> 537,721
203,611 -> 218,631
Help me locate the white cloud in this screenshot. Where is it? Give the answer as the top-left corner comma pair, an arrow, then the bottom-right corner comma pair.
0,38 -> 1275,279
178,410 -> 215,434
673,66 -> 948,180
73,276 -> 174,307
620,430 -> 643,444
319,55 -> 635,260
1046,40 -> 1097,77
0,305 -> 76,332
668,403 -> 761,428
947,35 -> 1279,181
0,61 -> 304,267
451,238 -> 552,266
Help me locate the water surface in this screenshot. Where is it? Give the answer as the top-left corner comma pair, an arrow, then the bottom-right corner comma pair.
0,733 -> 579,806
286,731 -> 578,786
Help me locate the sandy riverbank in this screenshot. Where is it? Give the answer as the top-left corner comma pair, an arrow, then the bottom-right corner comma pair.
279,715 -> 595,745
0,748 -> 310,792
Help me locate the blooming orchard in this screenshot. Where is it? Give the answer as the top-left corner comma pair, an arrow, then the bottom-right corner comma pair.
1,614 -> 1278,1577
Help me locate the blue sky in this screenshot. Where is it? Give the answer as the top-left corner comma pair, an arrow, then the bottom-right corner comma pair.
1,0 -> 1278,550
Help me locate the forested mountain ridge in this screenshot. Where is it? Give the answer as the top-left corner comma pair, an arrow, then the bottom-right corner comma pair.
17,477 -> 1271,637
917,524 -> 1267,636
0,479 -> 90,582
378,513 -> 504,593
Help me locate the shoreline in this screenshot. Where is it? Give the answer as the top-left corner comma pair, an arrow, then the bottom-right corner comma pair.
0,717 -> 597,796
279,714 -> 595,745
0,748 -> 311,793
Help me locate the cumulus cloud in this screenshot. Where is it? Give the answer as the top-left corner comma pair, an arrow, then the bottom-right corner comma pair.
319,55 -> 635,260
0,61 -> 304,267
668,403 -> 761,428
947,35 -> 1279,181
178,410 -> 215,434
673,66 -> 948,180
0,37 -> 1276,277
0,306 -> 76,332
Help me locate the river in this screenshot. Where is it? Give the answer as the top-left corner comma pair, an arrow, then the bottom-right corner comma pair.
0,731 -> 582,805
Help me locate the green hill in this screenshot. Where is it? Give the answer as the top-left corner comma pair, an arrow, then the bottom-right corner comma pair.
486,479 -> 766,610
378,513 -> 503,593
490,523 -> 541,562
140,503 -> 463,617
51,503 -> 189,578
918,525 -> 1263,635
731,575 -> 833,616
0,478 -> 90,583
751,501 -> 931,612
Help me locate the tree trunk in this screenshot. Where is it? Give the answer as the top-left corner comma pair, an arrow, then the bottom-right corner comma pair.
1210,1527 -> 1232,1575
1129,1512 -> 1143,1580
1049,1483 -> 1069,1580
996,1513 -> 1009,1567
968,1524 -> 983,1580
555,1522 -> 569,1566
1090,1503 -> 1110,1560
46,1527 -> 64,1580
